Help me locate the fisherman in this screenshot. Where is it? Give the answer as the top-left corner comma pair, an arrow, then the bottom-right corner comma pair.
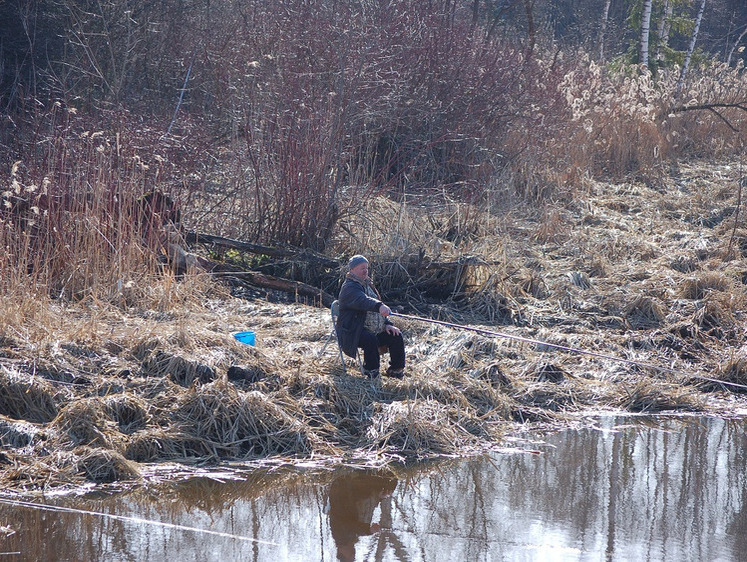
336,255 -> 406,379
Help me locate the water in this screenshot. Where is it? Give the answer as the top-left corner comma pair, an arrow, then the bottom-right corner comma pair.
1,415 -> 745,561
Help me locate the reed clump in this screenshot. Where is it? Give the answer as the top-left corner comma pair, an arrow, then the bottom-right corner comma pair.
171,382 -> 317,459
75,446 -> 141,483
706,355 -> 747,394
365,400 -> 472,458
617,381 -> 705,413
0,368 -> 59,423
624,295 -> 667,330
51,398 -> 122,449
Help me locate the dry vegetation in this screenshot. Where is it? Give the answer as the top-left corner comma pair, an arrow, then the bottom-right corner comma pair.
1,1 -> 746,496
1,158 -> 747,495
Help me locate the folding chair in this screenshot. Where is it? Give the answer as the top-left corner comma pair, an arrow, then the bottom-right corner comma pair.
319,300 -> 363,374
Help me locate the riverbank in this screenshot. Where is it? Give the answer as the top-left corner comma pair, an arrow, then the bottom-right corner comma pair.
2,160 -> 747,495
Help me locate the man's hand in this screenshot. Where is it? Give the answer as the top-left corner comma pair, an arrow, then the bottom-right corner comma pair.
385,324 -> 401,336
379,304 -> 391,317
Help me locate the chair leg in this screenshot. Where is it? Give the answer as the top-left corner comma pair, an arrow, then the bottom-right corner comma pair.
318,330 -> 335,357
335,340 -> 348,374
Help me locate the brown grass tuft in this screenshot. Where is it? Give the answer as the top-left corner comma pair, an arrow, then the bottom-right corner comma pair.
0,415 -> 41,448
123,428 -> 212,462
0,368 -> 59,423
618,381 -> 704,412
74,446 -> 141,483
171,381 -> 315,459
364,400 -> 473,457
692,298 -> 736,339
51,398 -> 121,448
703,355 -> 747,394
679,272 -> 733,300
624,295 -> 666,330
141,350 -> 217,386
103,394 -> 150,433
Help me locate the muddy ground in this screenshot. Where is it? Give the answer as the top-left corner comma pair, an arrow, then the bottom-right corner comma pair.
1,160 -> 747,496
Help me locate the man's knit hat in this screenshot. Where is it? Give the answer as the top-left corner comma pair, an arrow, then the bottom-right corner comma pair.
348,255 -> 369,270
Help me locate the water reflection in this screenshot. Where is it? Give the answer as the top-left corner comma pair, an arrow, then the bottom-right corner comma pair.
327,472 -> 397,561
1,416 -> 746,561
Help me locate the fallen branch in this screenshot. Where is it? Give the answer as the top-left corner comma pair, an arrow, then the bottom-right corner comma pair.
209,267 -> 335,307
670,102 -> 747,133
169,243 -> 335,306
185,231 -> 340,269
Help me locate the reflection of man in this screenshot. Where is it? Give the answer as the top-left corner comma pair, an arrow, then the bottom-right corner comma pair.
328,471 -> 398,562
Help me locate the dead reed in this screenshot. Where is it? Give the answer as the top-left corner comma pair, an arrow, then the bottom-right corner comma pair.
0,367 -> 59,423
74,446 -> 141,483
171,381 -> 316,459
617,380 -> 705,413
365,400 -> 472,458
51,398 -> 122,449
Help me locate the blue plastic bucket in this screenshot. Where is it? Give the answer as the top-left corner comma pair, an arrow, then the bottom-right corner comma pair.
234,331 -> 256,346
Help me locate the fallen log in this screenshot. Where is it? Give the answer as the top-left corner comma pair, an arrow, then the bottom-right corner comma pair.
210,268 -> 336,307
184,231 -> 340,269
168,243 -> 335,307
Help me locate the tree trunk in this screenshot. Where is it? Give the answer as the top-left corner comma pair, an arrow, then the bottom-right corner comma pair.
639,0 -> 654,67
726,25 -> 747,66
677,0 -> 707,94
524,0 -> 535,61
655,0 -> 674,62
472,0 -> 480,29
598,0 -> 612,62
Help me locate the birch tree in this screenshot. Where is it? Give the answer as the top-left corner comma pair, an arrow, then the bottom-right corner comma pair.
655,0 -> 674,62
726,24 -> 747,66
639,0 -> 653,66
677,0 -> 707,93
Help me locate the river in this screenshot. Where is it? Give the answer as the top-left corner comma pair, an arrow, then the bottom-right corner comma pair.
1,415 -> 744,561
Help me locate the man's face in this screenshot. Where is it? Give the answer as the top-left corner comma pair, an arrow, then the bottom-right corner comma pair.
350,262 -> 369,279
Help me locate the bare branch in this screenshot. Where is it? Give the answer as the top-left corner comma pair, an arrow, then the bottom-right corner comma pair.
670,101 -> 747,132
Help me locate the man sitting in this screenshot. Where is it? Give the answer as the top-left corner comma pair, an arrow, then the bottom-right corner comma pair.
336,255 -> 405,379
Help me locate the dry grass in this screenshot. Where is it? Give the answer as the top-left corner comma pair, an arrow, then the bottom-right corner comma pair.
679,272 -> 734,300
0,367 -> 60,423
616,380 -> 705,413
364,400 -> 472,457
51,398 -> 123,449
171,382 -> 317,459
624,296 -> 666,330
700,354 -> 747,394
0,160 -> 746,495
74,446 -> 141,483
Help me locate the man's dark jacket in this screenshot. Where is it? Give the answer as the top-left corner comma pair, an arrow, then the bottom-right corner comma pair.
336,276 -> 386,358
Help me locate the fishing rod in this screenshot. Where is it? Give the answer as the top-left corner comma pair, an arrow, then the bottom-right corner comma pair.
389,312 -> 747,391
